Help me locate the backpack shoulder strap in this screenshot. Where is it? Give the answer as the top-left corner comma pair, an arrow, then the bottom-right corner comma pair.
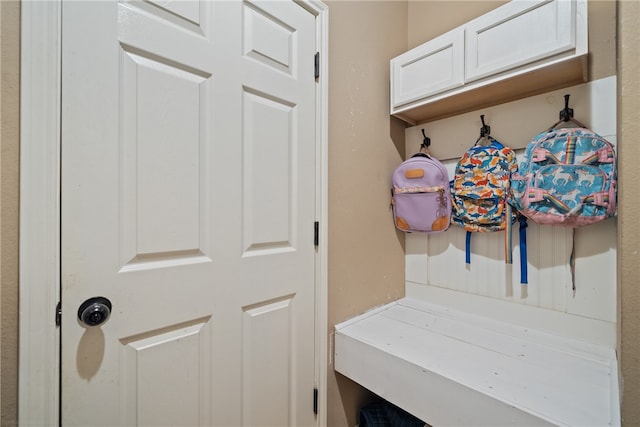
519,216 -> 528,285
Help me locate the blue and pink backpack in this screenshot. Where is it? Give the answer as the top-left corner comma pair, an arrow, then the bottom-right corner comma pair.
510,126 -> 617,227
509,98 -> 617,288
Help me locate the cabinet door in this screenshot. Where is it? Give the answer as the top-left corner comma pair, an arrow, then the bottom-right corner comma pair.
465,0 -> 576,82
391,28 -> 464,110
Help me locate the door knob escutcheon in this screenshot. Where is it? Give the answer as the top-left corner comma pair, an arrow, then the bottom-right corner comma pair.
78,297 -> 112,327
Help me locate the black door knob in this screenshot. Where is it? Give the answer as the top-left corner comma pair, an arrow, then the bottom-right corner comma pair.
78,297 -> 112,327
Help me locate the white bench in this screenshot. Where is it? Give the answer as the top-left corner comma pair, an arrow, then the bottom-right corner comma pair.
334,296 -> 620,426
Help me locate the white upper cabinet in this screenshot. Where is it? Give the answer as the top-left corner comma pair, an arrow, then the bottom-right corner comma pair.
391,28 -> 464,109
391,0 -> 587,124
465,0 -> 576,81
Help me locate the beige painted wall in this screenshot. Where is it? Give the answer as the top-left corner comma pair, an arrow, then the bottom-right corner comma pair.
326,2 -> 408,425
617,1 -> 640,424
0,1 -> 20,426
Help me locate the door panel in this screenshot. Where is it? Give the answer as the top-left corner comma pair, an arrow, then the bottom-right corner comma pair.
242,298 -> 294,426
61,1 -> 316,425
119,46 -> 213,267
244,2 -> 296,75
242,89 -> 296,254
120,317 -> 213,425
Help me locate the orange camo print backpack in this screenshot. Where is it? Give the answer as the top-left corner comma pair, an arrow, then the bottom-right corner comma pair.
450,118 -> 520,271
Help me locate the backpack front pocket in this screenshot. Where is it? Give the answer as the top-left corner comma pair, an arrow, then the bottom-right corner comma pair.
530,164 -> 609,217
451,195 -> 506,231
392,188 -> 450,232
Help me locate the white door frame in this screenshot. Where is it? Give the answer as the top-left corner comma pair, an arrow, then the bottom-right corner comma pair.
18,1 -> 329,425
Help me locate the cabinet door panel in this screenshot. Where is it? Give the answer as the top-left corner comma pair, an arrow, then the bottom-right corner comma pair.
465,0 -> 576,82
391,28 -> 464,109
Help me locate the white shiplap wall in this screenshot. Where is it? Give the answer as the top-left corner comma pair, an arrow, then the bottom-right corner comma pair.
405,76 -> 617,327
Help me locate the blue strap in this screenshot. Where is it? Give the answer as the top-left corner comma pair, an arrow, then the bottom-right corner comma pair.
491,138 -> 504,149
465,231 -> 472,264
570,228 -> 576,291
519,216 -> 528,284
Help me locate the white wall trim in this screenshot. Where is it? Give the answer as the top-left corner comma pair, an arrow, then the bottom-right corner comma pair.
311,2 -> 329,425
19,0 -> 61,425
297,1 -> 330,425
19,0 -> 329,425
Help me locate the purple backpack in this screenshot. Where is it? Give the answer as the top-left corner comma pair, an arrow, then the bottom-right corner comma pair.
391,153 -> 451,233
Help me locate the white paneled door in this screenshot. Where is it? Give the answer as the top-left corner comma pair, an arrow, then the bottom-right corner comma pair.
61,1 -> 317,425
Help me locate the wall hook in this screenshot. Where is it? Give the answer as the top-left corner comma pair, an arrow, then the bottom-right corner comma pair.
559,94 -> 574,122
547,93 -> 586,131
421,129 -> 431,150
480,114 -> 491,137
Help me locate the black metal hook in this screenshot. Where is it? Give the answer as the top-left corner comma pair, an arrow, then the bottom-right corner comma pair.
421,129 -> 431,150
559,94 -> 574,122
479,114 -> 490,137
